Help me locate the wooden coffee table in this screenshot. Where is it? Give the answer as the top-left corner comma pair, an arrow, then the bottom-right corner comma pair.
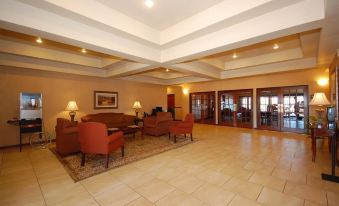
121,125 -> 144,139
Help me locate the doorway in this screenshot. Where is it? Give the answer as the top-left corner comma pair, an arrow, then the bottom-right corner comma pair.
218,89 -> 253,128
167,94 -> 175,118
190,92 -> 216,124
257,85 -> 308,133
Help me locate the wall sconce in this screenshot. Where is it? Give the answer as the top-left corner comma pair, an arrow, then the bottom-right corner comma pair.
183,88 -> 189,95
317,78 -> 328,86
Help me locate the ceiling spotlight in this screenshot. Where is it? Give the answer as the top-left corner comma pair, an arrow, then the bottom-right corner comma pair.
144,0 -> 154,8
166,68 -> 169,72
81,48 -> 87,53
232,53 -> 238,59
36,37 -> 43,44
273,43 -> 279,50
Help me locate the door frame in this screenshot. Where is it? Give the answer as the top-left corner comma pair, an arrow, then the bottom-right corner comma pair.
256,85 -> 309,133
218,89 -> 253,128
189,91 -> 216,125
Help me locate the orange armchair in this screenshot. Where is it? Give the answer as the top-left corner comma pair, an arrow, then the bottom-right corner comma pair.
78,122 -> 124,168
169,114 -> 194,143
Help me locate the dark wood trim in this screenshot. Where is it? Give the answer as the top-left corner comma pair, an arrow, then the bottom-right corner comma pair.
94,91 -> 118,109
218,89 -> 254,128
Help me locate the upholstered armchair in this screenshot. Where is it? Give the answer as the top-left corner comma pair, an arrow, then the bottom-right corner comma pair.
143,112 -> 174,136
55,118 -> 80,156
78,122 -> 124,168
169,114 -> 194,143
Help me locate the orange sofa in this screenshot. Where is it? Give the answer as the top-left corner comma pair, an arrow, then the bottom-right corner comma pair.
81,112 -> 135,129
143,112 -> 174,136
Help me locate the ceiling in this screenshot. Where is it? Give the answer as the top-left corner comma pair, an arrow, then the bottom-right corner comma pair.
0,0 -> 337,85
97,0 -> 224,30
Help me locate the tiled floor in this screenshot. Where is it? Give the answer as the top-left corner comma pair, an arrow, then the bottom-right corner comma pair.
1,124 -> 339,206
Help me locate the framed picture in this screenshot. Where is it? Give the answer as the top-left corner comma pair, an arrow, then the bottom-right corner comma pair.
94,91 -> 118,109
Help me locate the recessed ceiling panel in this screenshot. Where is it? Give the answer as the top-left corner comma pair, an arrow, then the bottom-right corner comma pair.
96,0 -> 223,30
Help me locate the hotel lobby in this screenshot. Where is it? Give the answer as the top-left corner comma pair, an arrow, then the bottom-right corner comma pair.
0,0 -> 339,205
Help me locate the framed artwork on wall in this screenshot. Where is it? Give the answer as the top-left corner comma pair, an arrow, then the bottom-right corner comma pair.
94,91 -> 118,109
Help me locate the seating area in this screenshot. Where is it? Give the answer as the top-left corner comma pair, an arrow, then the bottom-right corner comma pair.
1,1 -> 339,205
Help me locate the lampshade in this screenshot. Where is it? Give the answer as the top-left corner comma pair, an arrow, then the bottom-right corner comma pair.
65,101 -> 79,111
132,101 -> 142,109
309,93 -> 330,106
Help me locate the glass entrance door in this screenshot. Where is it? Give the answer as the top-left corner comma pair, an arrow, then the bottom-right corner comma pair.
281,87 -> 307,133
190,92 -> 215,124
218,89 -> 253,128
257,86 -> 308,133
257,88 -> 280,131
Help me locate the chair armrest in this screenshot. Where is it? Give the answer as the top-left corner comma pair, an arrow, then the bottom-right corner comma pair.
63,127 -> 78,135
143,117 -> 156,127
108,131 -> 123,143
176,122 -> 192,128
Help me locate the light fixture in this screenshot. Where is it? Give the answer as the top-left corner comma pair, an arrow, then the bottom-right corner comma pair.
309,92 -> 330,128
232,53 -> 238,59
273,43 -> 279,50
132,101 -> 142,118
36,37 -> 43,44
65,101 -> 79,122
144,0 -> 154,8
183,88 -> 189,95
317,78 -> 328,86
166,68 -> 169,72
81,48 -> 87,53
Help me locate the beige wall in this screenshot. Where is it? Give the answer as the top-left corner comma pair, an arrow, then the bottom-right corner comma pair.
166,86 -> 183,120
0,67 -> 167,147
180,68 -> 329,127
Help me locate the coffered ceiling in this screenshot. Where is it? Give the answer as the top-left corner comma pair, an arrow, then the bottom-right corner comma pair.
0,0 -> 338,85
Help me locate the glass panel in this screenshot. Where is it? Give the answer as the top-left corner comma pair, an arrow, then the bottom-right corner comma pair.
237,95 -> 252,125
259,90 -> 278,128
282,88 -> 305,130
220,93 -> 234,124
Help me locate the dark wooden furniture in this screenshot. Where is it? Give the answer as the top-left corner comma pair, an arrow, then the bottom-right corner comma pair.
218,89 -> 253,128
310,126 -> 335,162
257,85 -> 308,133
311,125 -> 339,183
19,118 -> 42,152
189,91 -> 216,124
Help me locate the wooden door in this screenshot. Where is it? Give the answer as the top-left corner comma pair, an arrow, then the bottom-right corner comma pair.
218,89 -> 253,128
167,94 -> 175,118
257,88 -> 280,131
257,85 -> 308,133
281,86 -> 308,133
190,92 -> 215,124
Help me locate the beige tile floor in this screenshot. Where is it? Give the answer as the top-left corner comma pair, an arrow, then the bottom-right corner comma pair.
1,124 -> 339,206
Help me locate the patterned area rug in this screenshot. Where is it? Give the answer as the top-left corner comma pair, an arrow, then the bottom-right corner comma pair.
50,134 -> 194,182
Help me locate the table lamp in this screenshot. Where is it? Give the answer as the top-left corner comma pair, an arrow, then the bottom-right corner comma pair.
65,101 -> 79,122
309,92 -> 330,128
132,101 -> 142,118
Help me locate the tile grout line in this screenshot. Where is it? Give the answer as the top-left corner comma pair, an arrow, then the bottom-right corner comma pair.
28,150 -> 48,206
79,181 -> 102,206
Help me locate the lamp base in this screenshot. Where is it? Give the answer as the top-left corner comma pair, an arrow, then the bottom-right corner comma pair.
69,111 -> 76,122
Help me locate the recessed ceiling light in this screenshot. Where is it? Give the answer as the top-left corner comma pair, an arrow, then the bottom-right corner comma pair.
166,68 -> 169,72
273,43 -> 279,50
232,53 -> 238,59
81,48 -> 87,53
36,37 -> 43,44
144,0 -> 154,8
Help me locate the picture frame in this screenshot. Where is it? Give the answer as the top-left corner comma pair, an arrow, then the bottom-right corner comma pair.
94,91 -> 118,109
